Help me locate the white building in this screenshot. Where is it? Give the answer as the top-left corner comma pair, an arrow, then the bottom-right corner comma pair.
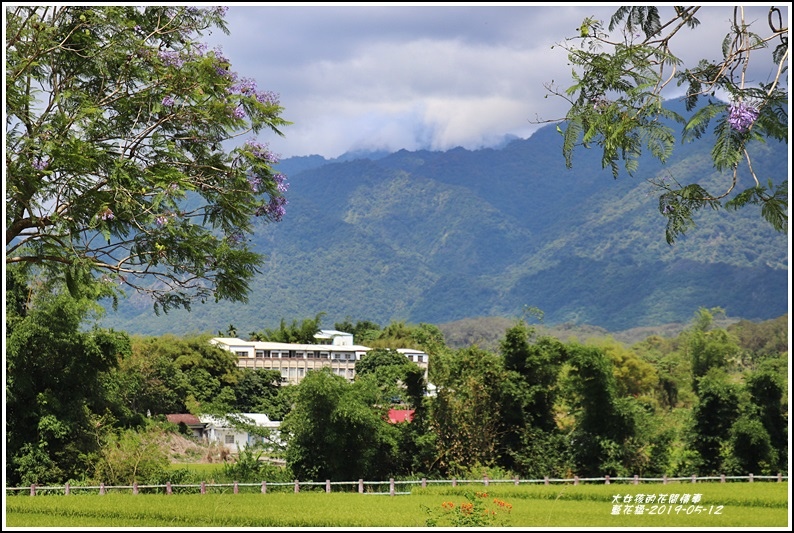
198,412 -> 282,454
210,334 -> 430,385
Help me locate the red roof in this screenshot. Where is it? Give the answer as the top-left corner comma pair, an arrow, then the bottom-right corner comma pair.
387,409 -> 414,424
166,413 -> 203,426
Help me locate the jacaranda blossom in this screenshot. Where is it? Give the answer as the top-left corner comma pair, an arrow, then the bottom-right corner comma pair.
727,102 -> 759,133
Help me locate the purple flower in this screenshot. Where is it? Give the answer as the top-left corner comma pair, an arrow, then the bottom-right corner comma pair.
32,158 -> 49,170
214,6 -> 229,17
247,175 -> 263,192
256,90 -> 279,106
162,96 -> 175,107
232,105 -> 246,119
256,196 -> 287,221
244,140 -> 279,164
727,102 -> 759,133
155,215 -> 168,226
99,208 -> 115,221
158,50 -> 184,68
273,172 -> 289,193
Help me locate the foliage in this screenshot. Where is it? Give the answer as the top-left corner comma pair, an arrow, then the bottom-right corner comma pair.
281,369 -> 398,481
90,424 -> 171,485
428,346 -> 515,475
249,313 -> 326,343
125,333 -> 240,414
5,5 -> 291,312
334,317 -> 382,344
684,308 -> 741,392
545,6 -> 788,243
230,368 -> 283,413
5,267 -> 131,486
220,445 -> 292,483
689,368 -> 742,474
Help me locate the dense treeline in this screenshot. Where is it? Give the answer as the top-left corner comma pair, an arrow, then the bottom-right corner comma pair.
5,271 -> 788,486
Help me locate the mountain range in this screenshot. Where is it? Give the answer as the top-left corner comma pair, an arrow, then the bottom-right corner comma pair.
100,100 -> 789,337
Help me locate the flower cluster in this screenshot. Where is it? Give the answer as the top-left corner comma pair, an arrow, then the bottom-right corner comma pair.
244,140 -> 280,164
162,96 -> 175,107
727,101 -> 759,133
256,195 -> 288,222
98,208 -> 115,221
424,491 -> 511,527
32,157 -> 49,170
158,50 -> 184,68
273,172 -> 288,193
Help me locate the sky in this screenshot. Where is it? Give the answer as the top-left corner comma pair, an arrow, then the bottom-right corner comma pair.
200,3 -> 789,160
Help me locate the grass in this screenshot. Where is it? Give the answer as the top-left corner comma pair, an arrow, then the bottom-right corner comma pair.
5,481 -> 790,528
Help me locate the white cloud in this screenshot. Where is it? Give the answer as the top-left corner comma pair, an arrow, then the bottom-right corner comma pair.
206,4 -> 787,159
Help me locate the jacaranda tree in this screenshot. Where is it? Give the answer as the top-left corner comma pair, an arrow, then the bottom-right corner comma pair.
545,6 -> 787,243
6,5 -> 291,311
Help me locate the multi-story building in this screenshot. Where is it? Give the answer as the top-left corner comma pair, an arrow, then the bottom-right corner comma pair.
210,330 -> 430,386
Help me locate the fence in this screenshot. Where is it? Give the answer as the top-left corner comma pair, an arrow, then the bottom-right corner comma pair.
5,473 -> 787,497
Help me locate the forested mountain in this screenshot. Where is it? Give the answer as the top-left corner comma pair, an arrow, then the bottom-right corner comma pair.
100,100 -> 789,336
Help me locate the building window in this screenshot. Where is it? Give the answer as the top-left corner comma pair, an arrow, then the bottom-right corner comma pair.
224,434 -> 235,445
255,350 -> 265,358
417,355 -> 424,363
297,368 -> 304,377
235,351 -> 248,357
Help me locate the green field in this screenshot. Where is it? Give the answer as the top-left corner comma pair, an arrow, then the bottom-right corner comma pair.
5,482 -> 790,527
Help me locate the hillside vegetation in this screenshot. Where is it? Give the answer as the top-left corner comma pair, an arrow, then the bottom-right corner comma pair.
100,100 -> 788,336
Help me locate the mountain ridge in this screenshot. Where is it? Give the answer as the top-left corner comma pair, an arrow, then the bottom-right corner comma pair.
99,104 -> 789,337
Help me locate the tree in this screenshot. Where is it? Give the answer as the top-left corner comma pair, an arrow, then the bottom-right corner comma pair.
6,6 -> 291,312
429,346 -> 516,475
688,368 -> 741,474
281,369 -> 398,481
544,6 -> 788,243
6,267 -> 131,486
250,313 -> 326,343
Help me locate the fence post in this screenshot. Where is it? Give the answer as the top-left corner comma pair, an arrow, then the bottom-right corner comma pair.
422,478 -> 427,489
261,481 -> 267,494
720,474 -> 725,483
574,476 -> 579,486
691,475 -> 696,484
514,476 -> 520,486
390,478 -> 395,496
30,484 -> 36,496
663,474 -> 667,485
358,479 -> 363,493
484,474 -> 489,487
166,481 -> 172,495
749,473 -> 754,483
294,480 -> 300,493
633,475 -> 638,485
544,476 -> 549,486
233,481 -> 239,494
133,482 -> 138,495
65,482 -> 70,495
605,475 -> 610,485
100,483 -> 106,495
452,478 -> 457,487
326,480 -> 331,493
200,481 -> 206,494
778,472 -> 782,482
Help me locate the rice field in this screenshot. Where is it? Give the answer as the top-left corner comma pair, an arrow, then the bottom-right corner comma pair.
5,481 -> 790,528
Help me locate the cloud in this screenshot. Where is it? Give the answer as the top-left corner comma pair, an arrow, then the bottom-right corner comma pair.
206,4 -> 787,159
